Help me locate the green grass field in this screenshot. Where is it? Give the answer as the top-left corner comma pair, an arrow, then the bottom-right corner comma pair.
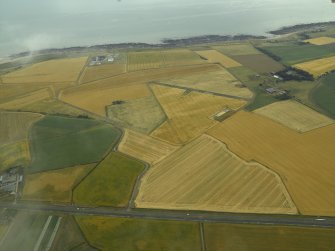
29,116 -> 121,173
258,43 -> 335,65
73,152 -> 145,207
311,72 -> 335,118
51,216 -> 97,251
76,216 -> 201,251
204,223 -> 335,251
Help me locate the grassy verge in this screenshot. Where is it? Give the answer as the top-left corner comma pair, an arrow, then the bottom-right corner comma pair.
76,216 -> 201,251
73,152 -> 145,207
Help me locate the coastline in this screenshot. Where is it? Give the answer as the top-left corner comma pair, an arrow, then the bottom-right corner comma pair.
269,21 -> 335,35
3,20 -> 335,61
8,34 -> 266,59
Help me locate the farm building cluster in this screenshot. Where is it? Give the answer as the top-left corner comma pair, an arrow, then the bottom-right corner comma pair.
0,167 -> 23,199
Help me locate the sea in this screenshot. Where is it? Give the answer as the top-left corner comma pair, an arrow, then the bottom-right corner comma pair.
0,0 -> 334,57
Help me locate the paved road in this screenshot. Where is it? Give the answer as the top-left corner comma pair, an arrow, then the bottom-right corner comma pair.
1,202 -> 335,228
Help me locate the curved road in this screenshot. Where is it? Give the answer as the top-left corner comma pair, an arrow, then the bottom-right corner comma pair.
1,202 -> 335,228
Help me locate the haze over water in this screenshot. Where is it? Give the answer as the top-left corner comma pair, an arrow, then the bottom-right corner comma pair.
0,0 -> 334,57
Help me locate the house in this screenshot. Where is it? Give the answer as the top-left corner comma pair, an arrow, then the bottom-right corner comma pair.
266,87 -> 276,94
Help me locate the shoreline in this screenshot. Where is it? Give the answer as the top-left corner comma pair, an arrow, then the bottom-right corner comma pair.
4,20 -> 335,60
8,34 -> 266,59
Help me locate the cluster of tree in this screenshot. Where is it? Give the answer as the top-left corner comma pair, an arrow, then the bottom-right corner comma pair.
298,33 -> 311,40
255,47 -> 282,62
275,92 -> 291,101
275,67 -> 314,81
112,100 -> 126,105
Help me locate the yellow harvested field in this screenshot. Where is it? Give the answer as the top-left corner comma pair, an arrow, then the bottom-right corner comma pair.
81,64 -> 126,83
0,88 -> 52,110
254,100 -> 334,132
127,49 -> 204,71
304,36 -> 335,45
0,141 -> 30,172
2,57 -> 87,83
195,50 -> 241,68
118,130 -> 179,164
294,55 -> 335,77
0,85 -> 47,101
136,135 -> 297,214
60,64 -> 218,116
160,65 -> 252,99
61,82 -> 150,116
127,51 -> 163,71
163,49 -> 205,66
150,85 -> 246,144
0,112 -> 43,145
23,164 -> 95,203
207,111 -> 335,216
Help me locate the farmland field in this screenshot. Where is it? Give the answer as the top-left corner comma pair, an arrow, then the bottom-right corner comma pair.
107,95 -> 166,134
304,36 -> 335,45
207,111 -> 335,216
127,51 -> 163,71
119,130 -> 179,164
23,163 -> 96,203
231,54 -> 285,73
293,55 -> 335,77
311,72 -> 335,118
0,84 -> 48,102
76,216 -> 201,251
19,99 -> 94,118
50,216 -> 97,251
29,116 -> 121,172
60,64 -> 218,116
159,65 -> 253,99
127,49 -> 204,71
0,141 -> 30,172
150,85 -> 247,144
204,223 -> 335,251
0,88 -> 52,110
254,100 -> 334,132
0,212 -> 49,251
0,112 -> 43,144
279,80 -> 317,107
81,64 -> 126,83
258,43 -> 335,65
136,135 -> 297,214
213,43 -> 262,56
73,152 -> 145,207
195,50 -> 241,68
1,57 -> 87,83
